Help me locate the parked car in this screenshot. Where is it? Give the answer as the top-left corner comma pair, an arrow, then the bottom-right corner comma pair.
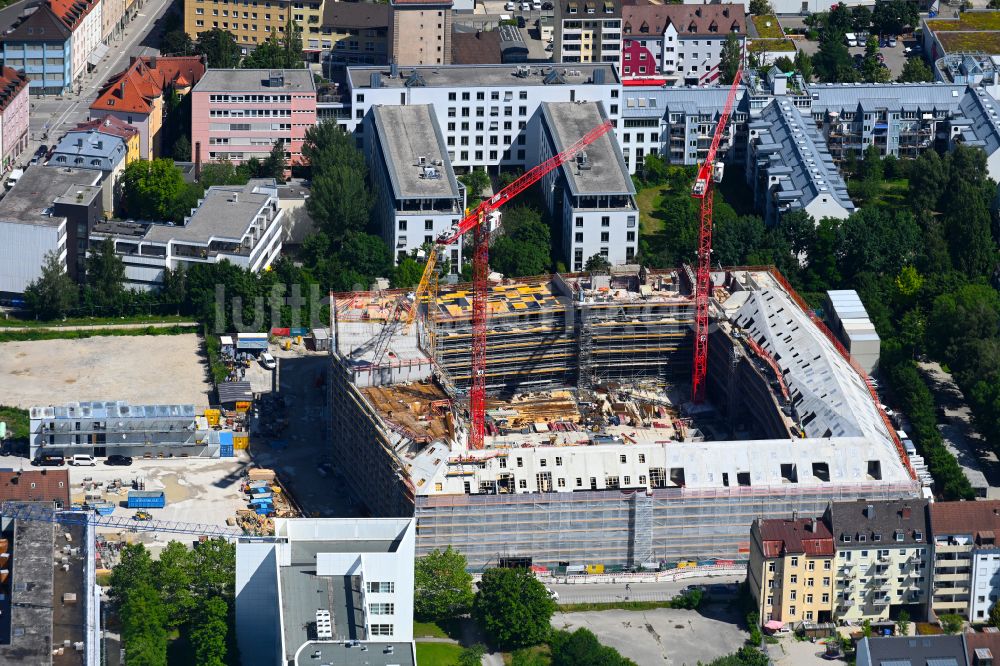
888,35 -> 897,47
260,351 -> 277,370
546,587 -> 559,600
71,454 -> 96,466
520,1 -> 531,10
505,0 -> 515,9
32,453 -> 65,467
532,0 -> 541,9
105,454 -> 133,466
516,15 -> 525,27
541,1 -> 553,8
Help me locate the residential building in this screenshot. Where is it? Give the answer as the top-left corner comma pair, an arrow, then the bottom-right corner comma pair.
966,633 -> 1000,666
749,516 -> 836,626
389,0 -> 452,66
922,12 -> 1000,64
101,0 -> 127,44
90,55 -> 207,158
621,3 -> 745,86
191,69 -> 317,169
90,180 -> 284,290
0,511 -> 97,666
185,0 -> 322,52
341,63 -> 620,172
825,499 -> 930,623
48,126 -> 131,212
0,67 -> 30,171
552,0 -> 622,66
746,93 -> 855,225
235,517 -> 416,666
930,500 -> 1000,622
1,5 -> 73,95
0,470 -> 71,507
73,114 -> 142,165
451,30 -> 502,65
856,634 -> 970,666
318,1 -> 389,66
365,105 -> 465,267
29,401 -> 237,459
0,167 -> 103,294
537,100 -> 637,269
50,0 -> 104,85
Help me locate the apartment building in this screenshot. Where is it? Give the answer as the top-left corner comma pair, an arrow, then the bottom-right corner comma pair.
191,69 -> 317,169
0,67 -> 29,171
552,0 -> 622,66
235,518 -> 416,666
365,105 -> 465,267
318,2 -> 390,66
90,180 -> 284,290
185,0 -> 322,51
49,0 -> 103,85
825,499 -> 930,623
73,114 -> 142,165
621,3 -> 745,86
388,0 -> 452,66
930,500 -> 1000,622
749,516 -> 836,626
343,63 -> 620,172
102,0 -> 126,44
1,5 -> 73,95
48,127 -> 130,212
90,55 -> 207,158
537,101 -> 637,269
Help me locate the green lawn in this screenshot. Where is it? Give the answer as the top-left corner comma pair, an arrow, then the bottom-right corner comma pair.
557,599 -> 677,613
753,15 -> 785,39
0,313 -> 189,328
414,621 -> 451,639
847,177 -> 909,209
636,185 -> 669,235
0,325 -> 197,343
416,642 -> 465,665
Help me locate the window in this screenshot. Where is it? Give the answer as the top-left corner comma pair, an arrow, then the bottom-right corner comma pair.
558,478 -> 566,487
369,603 -> 395,614
807,561 -> 815,571
519,479 -> 527,489
539,459 -> 547,467
370,624 -> 394,637
790,575 -> 797,584
425,219 -> 434,230
790,557 -> 798,567
555,457 -> 563,466
620,454 -> 627,463
576,478 -> 582,487
768,562 -> 775,573
367,582 -> 395,593
399,220 -> 407,231
516,457 -> 523,467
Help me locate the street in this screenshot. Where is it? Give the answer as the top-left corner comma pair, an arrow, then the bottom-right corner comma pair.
23,0 -> 174,165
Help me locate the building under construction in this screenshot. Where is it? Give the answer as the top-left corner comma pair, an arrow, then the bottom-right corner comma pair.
328,266 -> 921,570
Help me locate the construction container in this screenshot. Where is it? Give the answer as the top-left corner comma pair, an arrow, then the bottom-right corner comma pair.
219,432 -> 234,458
234,432 -> 249,449
127,490 -> 166,509
92,502 -> 115,516
585,564 -> 604,575
235,401 -> 252,414
204,409 -> 221,427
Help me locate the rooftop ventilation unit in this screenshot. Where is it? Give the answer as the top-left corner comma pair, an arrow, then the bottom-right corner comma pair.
315,610 -> 333,640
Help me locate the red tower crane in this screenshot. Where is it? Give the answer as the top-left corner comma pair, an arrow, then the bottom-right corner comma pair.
690,65 -> 743,404
402,119 -> 615,449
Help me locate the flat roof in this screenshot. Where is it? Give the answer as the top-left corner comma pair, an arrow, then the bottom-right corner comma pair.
148,180 -> 277,244
371,105 -> 461,200
194,69 -> 316,93
53,184 -> 102,207
541,101 -> 634,196
294,642 -> 415,666
348,63 -> 620,89
0,167 -> 102,227
0,516 -> 55,663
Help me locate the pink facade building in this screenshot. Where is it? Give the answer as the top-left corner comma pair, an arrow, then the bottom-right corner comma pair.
191,69 -> 317,170
0,66 -> 29,170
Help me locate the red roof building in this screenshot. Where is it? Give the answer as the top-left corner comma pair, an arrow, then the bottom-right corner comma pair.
0,470 -> 71,507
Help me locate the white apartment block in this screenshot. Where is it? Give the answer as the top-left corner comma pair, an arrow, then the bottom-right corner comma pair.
341,63 -> 621,172
235,517 -> 416,666
365,104 -> 465,268
929,501 -> 1000,622
537,101 -> 637,270
71,0 -> 104,84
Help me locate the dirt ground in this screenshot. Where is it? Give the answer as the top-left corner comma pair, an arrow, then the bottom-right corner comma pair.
0,334 -> 213,409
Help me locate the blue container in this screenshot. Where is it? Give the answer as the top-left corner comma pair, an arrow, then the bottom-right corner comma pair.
127,490 -> 166,509
219,431 -> 234,458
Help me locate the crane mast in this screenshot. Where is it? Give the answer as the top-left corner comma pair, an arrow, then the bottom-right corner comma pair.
690,66 -> 743,404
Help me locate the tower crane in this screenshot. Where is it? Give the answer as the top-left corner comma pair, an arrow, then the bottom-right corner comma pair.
690,65 -> 743,404
390,119 -> 615,450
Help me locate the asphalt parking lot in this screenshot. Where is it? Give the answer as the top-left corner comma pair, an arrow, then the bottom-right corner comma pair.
552,604 -> 748,666
780,19 -> 918,81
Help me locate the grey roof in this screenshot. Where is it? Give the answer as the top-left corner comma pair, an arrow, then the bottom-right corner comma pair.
0,167 -> 102,227
750,99 -> 854,215
805,82 -> 968,114
280,565 -> 365,657
193,69 -> 316,93
294,642 -> 415,666
957,87 -> 1000,156
348,63 -> 620,89
623,85 -> 746,118
217,381 -> 253,405
540,101 -> 634,197
0,516 -> 54,663
371,105 -> 461,200
30,401 -> 197,420
827,499 -> 929,547
860,635 -> 967,666
50,129 -> 128,168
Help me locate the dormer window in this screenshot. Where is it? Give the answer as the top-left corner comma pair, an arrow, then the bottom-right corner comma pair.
640,21 -> 648,33
858,534 -> 867,542
842,535 -> 852,543
688,22 -> 697,32
709,20 -> 718,32
914,530 -> 923,542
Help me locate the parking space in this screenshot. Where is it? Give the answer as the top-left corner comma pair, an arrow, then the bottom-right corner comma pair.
780,23 -> 919,81
552,604 -> 748,666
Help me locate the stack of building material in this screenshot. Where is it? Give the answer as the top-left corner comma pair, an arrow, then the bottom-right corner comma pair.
825,290 -> 880,374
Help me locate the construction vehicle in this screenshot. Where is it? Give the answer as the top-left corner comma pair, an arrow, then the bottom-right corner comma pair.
132,511 -> 153,521
383,119 -> 616,450
690,64 -> 743,404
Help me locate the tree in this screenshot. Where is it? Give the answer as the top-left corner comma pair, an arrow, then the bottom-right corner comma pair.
121,582 -> 168,666
197,29 -> 241,68
859,143 -> 883,182
704,647 -> 770,666
814,33 -> 853,82
945,180 -> 996,277
414,546 -> 475,621
188,539 -> 236,602
200,160 -> 249,187
241,22 -> 305,69
908,150 -> 947,214
460,169 -> 491,200
85,237 -> 126,310
309,166 -> 373,237
826,2 -> 853,36
772,55 -> 794,72
896,609 -> 911,636
152,541 -> 194,627
120,159 -> 187,221
898,57 -> 933,83
189,596 -> 229,666
172,135 -> 191,161
161,29 -> 194,56
458,644 -> 488,666
489,207 -> 551,277
585,254 -> 612,272
549,628 -> 637,666
393,256 -> 426,289
794,50 -> 814,82
719,33 -> 742,84
261,141 -> 287,182
641,153 -> 668,185
872,0 -> 917,37
851,4 -> 872,32
861,36 -> 890,83
109,543 -> 154,606
24,251 -> 79,320
991,600 -> 1000,628
473,567 -> 556,650
340,232 -> 393,280
749,0 -> 772,15
941,613 -> 964,634
838,209 -> 920,281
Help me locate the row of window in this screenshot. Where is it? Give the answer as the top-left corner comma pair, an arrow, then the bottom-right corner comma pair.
369,603 -> 395,615
366,581 -> 395,593
449,149 -> 526,163
4,58 -> 64,67
195,0 -> 316,7
770,557 -> 832,571
209,151 -> 293,160
194,20 -> 285,31
573,231 -> 635,244
398,219 -> 445,231
209,109 -> 291,118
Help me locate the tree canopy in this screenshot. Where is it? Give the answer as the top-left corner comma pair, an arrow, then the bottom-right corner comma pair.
242,21 -> 304,69
415,546 -> 475,621
24,251 -> 79,319
489,206 -> 552,277
196,28 -> 241,68
473,567 -> 556,650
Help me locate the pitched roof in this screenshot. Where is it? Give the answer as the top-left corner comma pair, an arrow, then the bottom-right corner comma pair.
322,0 -> 390,28
623,2 -> 744,38
2,4 -> 72,42
49,0 -> 100,30
756,517 -> 835,558
0,470 -> 70,506
826,499 -> 929,548
451,30 -> 501,64
859,635 -> 967,666
74,114 -> 140,141
91,58 -> 164,114
140,55 -> 207,89
929,500 -> 1000,538
0,67 -> 29,113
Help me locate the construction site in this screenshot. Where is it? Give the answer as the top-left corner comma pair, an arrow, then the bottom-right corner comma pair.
327,266 -> 923,570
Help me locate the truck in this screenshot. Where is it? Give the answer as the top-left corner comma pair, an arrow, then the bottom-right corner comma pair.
5,168 -> 23,189
127,490 -> 166,509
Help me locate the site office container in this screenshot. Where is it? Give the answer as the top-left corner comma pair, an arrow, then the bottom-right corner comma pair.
127,490 -> 166,509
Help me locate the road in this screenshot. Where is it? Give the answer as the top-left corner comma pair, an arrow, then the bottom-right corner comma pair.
23,0 -> 174,164
548,574 -> 744,604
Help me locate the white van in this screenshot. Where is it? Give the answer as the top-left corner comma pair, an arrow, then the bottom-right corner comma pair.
844,32 -> 858,47
71,454 -> 96,466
